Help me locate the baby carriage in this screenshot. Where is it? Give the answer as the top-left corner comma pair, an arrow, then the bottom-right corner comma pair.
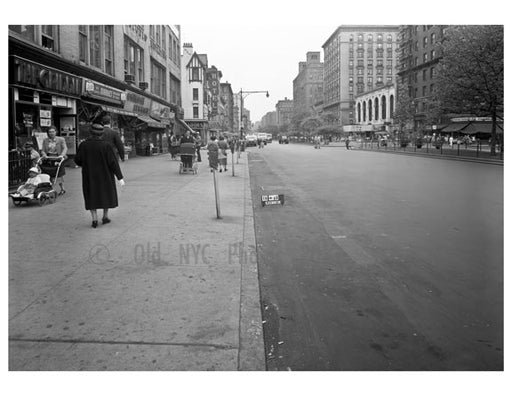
9,156 -> 65,206
179,142 -> 198,174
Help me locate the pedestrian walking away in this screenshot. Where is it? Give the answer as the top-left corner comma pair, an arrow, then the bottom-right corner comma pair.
41,124 -> 68,195
180,130 -> 196,169
100,115 -> 125,161
217,135 -> 229,172
345,137 -> 351,150
74,123 -> 125,229
194,133 -> 202,162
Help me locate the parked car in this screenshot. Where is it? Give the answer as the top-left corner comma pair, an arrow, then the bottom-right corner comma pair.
245,134 -> 257,147
266,133 -> 273,143
279,135 -> 289,144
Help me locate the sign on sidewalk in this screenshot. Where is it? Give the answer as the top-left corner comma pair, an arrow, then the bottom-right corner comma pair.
261,194 -> 285,207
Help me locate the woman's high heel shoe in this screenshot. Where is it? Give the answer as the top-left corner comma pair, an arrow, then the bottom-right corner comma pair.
92,220 -> 98,228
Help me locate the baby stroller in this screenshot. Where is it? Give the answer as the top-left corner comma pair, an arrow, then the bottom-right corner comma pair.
9,156 -> 65,206
179,142 -> 198,174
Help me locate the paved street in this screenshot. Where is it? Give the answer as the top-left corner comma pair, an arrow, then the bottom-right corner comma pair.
247,142 -> 503,370
9,152 -> 264,371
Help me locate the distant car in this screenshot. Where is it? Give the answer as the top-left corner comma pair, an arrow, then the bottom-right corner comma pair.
279,135 -> 289,144
245,134 -> 257,147
266,133 -> 273,143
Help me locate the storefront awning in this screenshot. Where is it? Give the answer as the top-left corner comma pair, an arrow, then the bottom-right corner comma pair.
178,119 -> 196,134
463,122 -> 503,135
441,122 -> 470,133
137,114 -> 166,129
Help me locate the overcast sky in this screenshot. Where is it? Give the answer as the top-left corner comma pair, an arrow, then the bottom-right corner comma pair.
181,24 -> 336,122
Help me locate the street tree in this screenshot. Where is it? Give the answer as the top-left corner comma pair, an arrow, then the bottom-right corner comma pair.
435,25 -> 504,155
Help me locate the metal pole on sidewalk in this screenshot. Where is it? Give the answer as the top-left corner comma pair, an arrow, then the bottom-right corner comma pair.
232,152 -> 235,176
212,169 -> 221,219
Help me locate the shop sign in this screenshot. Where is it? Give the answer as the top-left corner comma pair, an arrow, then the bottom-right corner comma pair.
11,56 -> 82,97
83,79 -> 124,104
186,121 -> 207,130
150,101 -> 171,125
451,117 -> 492,122
124,91 -> 151,115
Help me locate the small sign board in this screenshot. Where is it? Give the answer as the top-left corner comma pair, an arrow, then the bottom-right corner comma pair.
261,194 -> 285,207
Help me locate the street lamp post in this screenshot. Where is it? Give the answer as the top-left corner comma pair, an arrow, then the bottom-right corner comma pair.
239,89 -> 269,139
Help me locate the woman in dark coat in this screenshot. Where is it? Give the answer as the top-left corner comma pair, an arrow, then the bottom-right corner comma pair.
75,123 -> 125,228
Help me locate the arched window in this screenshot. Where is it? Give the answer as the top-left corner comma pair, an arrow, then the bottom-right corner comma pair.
368,100 -> 372,122
357,102 -> 361,123
381,95 -> 387,119
363,102 -> 366,122
375,97 -> 379,121
389,95 -> 394,118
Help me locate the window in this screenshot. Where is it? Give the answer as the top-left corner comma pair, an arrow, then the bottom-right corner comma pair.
151,59 -> 166,98
367,67 -> 373,75
193,106 -> 199,118
349,60 -> 354,68
387,34 -> 392,41
104,25 -> 114,75
79,25 -> 88,62
193,88 -> 199,101
423,53 -> 428,63
357,59 -> 364,67
430,67 -> 435,78
9,25 -> 36,42
357,77 -> 364,83
431,49 -> 436,60
357,51 -> 364,58
368,34 -> 373,42
367,77 -> 373,84
422,86 -> 427,97
423,69 -> 427,81
386,76 -> 393,83
377,34 -> 383,41
358,34 -> 363,41
89,25 -> 101,68
191,67 -> 200,81
423,37 -> 428,48
41,25 -> 56,51
431,33 -> 436,44
124,38 -> 144,83
170,74 -> 180,105
430,84 -> 435,94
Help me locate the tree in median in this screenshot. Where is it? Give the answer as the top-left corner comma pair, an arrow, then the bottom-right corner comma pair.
435,25 -> 504,155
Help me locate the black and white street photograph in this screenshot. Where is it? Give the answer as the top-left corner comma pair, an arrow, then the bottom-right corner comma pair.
3,1 -> 508,395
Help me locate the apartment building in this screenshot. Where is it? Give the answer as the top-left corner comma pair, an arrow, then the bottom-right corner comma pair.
322,25 -> 399,127
397,25 -> 447,132
292,51 -> 324,117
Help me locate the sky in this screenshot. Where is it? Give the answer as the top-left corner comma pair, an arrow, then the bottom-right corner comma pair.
181,24 -> 335,122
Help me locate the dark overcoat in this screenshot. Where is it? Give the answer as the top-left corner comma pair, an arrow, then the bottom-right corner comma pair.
75,137 -> 124,210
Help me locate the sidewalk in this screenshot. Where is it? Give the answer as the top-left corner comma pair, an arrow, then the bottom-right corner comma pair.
8,151 -> 265,370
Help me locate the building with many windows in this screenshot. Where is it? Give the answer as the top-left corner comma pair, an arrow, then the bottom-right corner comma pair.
220,82 -> 235,133
276,98 -> 294,126
322,25 -> 399,127
8,25 -> 183,186
180,42 -> 210,142
292,51 -> 324,118
261,111 -> 277,128
397,25 -> 447,133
